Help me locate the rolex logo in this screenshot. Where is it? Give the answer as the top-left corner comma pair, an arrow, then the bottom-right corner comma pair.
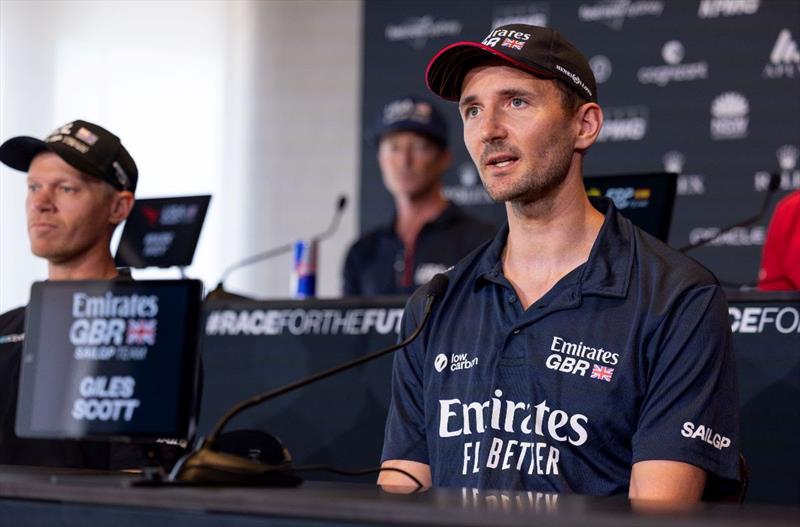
777,145 -> 798,171
663,151 -> 685,173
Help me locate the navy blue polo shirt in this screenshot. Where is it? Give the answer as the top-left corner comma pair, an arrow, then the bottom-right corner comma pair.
382,198 -> 740,495
343,203 -> 497,296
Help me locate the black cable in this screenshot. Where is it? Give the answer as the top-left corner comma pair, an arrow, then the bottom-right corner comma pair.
292,464 -> 424,492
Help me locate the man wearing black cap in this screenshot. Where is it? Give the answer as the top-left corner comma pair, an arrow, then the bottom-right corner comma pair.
343,96 -> 496,296
0,120 -> 137,468
380,26 -> 740,501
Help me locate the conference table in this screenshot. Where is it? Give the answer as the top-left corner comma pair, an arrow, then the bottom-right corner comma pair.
0,465 -> 798,526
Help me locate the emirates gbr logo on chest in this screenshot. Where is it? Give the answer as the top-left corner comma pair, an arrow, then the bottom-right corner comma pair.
545,335 -> 619,382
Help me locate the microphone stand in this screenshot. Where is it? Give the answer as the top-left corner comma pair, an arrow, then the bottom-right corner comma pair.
678,174 -> 780,253
168,275 -> 449,485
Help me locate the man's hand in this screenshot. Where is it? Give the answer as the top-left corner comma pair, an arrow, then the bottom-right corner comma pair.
630,460 -> 706,502
377,459 -> 432,492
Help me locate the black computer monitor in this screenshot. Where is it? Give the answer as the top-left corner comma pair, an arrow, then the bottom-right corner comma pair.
115,195 -> 211,268
16,279 -> 203,441
584,172 -> 677,242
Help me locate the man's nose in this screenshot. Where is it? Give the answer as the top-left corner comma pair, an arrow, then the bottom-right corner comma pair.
480,108 -> 507,144
29,187 -> 55,212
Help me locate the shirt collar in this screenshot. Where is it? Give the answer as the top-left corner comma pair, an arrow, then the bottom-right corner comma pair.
474,197 -> 633,299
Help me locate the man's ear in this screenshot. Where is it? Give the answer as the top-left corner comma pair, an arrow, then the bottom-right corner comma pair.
109,191 -> 135,226
574,103 -> 603,151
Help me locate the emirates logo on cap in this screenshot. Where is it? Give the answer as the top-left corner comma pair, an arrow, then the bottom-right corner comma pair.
481,27 -> 532,49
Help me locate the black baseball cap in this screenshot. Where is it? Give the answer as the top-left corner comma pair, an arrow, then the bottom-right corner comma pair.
426,24 -> 597,104
0,119 -> 138,192
373,96 -> 448,148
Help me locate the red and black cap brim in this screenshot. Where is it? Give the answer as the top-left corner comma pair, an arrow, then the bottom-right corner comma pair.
426,41 -> 556,102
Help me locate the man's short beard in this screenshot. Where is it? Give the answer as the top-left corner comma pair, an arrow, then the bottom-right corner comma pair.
482,137 -> 574,205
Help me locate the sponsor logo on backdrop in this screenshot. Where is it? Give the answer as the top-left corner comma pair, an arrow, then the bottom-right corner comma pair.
688,226 -> 765,246
444,162 -> 495,205
754,144 -> 800,191
730,306 -> 800,334
589,55 -> 612,84
597,106 -> 648,142
764,29 -> 800,79
492,2 -> 549,28
385,15 -> 462,49
698,0 -> 760,18
578,0 -> 664,30
588,185 -> 652,209
663,150 -> 706,196
638,40 -> 708,86
205,308 -> 404,336
710,92 -> 749,140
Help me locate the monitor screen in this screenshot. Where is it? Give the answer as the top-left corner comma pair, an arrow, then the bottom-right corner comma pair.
584,172 -> 677,242
115,195 -> 211,268
16,279 -> 203,441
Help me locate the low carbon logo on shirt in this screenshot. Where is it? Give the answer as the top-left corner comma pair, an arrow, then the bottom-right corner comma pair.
434,353 -> 448,372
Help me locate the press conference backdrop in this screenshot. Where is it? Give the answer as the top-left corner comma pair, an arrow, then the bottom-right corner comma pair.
359,0 -> 800,286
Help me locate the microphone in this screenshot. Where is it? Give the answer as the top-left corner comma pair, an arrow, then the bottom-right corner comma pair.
207,195 -> 348,299
169,273 -> 449,485
678,173 -> 781,253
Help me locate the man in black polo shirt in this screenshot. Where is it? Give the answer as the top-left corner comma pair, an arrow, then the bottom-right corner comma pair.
380,25 -> 740,501
343,96 -> 496,296
0,120 -> 137,468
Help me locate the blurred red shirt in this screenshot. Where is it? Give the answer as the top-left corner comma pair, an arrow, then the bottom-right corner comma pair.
758,191 -> 800,291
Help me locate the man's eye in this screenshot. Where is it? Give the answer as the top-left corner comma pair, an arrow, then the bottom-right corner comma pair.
465,107 -> 480,118
511,98 -> 526,108
60,185 -> 76,193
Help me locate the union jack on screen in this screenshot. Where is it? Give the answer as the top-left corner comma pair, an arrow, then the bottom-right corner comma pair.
126,319 -> 157,346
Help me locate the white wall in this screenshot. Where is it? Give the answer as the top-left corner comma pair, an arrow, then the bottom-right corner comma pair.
0,0 -> 361,312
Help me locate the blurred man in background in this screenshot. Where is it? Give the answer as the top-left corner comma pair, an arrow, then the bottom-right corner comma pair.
343,96 -> 496,296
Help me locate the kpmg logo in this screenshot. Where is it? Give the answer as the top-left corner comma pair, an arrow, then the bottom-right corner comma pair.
764,29 -> 800,79
663,150 -> 706,196
578,0 -> 664,30
385,15 -> 462,49
589,55 -> 613,84
597,106 -> 648,142
638,40 -> 708,86
710,92 -> 749,140
698,0 -> 760,18
754,144 -> 800,191
443,162 -> 494,206
492,2 -> 549,28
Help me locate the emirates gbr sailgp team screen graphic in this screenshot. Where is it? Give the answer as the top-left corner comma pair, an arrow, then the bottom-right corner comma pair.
16,280 -> 201,440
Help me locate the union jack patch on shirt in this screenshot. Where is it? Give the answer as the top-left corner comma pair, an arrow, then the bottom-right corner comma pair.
126,319 -> 157,345
590,364 -> 614,382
